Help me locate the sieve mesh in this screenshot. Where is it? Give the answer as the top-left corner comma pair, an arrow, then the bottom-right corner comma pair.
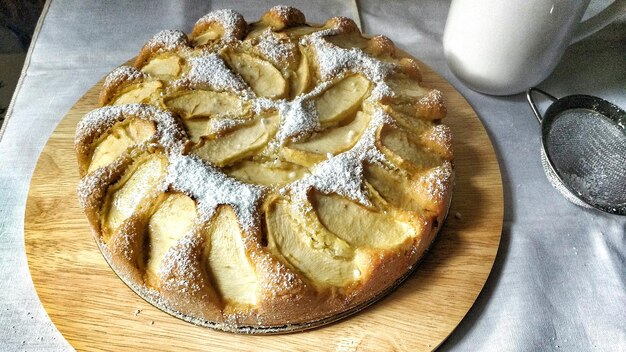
544,108 -> 626,212
541,149 -> 591,209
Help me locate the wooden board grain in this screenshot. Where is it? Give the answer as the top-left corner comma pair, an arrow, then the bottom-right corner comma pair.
25,60 -> 503,351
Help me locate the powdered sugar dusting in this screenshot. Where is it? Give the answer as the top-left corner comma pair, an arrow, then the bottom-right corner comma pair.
275,98 -> 318,143
209,117 -> 250,134
77,156 -> 126,209
310,38 -> 392,81
252,97 -> 276,114
253,81 -> 332,146
426,124 -> 452,148
103,66 -> 147,91
196,9 -> 245,43
252,251 -> 302,297
166,154 -> 265,231
302,33 -> 395,100
77,8 -> 454,327
420,161 -> 453,201
75,104 -> 186,155
420,89 -> 444,108
159,230 -> 205,293
256,29 -> 296,65
146,29 -> 189,51
369,82 -> 394,101
175,53 -> 253,98
77,171 -> 102,209
286,107 -> 393,207
269,5 -> 297,19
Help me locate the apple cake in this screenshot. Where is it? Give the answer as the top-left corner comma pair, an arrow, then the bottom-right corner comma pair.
75,6 -> 453,333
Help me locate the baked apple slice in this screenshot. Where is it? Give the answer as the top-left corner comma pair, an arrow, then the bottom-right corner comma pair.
145,193 -> 198,281
88,119 -> 156,173
266,199 -> 364,287
315,74 -> 370,126
164,90 -> 249,119
141,53 -> 184,78
204,207 -> 258,305
312,192 -> 417,248
289,48 -> 310,98
192,115 -> 278,167
111,81 -> 164,105
223,50 -> 287,99
281,111 -> 369,167
101,153 -> 168,238
226,160 -> 308,186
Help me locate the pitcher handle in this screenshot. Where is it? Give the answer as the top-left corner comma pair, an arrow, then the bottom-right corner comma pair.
526,88 -> 558,123
572,0 -> 626,43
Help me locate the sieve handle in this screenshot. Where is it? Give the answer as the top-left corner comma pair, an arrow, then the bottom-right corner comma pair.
526,87 -> 558,123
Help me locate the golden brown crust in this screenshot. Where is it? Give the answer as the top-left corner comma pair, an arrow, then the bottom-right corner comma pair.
232,209 -> 446,328
191,9 -> 248,46
399,57 -> 423,82
74,104 -> 186,176
156,230 -> 225,320
380,79 -> 446,121
324,16 -> 361,34
406,90 -> 447,120
77,154 -> 132,232
99,66 -> 148,106
260,6 -> 306,30
107,213 -> 150,284
366,35 -> 395,57
135,30 -> 190,68
75,7 -> 454,333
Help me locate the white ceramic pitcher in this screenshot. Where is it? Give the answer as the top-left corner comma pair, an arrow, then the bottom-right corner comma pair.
443,0 -> 626,95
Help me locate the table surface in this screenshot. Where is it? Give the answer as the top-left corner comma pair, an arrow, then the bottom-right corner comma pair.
1,1 -> 624,351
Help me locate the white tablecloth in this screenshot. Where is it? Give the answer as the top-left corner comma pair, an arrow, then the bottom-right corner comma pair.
1,1 -> 624,350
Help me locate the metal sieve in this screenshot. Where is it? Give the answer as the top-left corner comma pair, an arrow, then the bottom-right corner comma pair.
526,87 -> 626,216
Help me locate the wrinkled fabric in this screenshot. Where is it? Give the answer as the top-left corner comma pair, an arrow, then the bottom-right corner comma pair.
0,1 -> 624,350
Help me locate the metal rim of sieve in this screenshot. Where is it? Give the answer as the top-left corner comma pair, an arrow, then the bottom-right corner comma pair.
526,87 -> 626,216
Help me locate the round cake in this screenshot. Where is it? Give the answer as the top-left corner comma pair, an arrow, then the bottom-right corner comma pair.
74,6 -> 454,333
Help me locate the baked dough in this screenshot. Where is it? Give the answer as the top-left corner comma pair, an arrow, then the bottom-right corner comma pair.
75,6 -> 453,333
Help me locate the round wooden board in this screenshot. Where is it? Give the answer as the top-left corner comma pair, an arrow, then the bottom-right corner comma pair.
25,59 -> 503,351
